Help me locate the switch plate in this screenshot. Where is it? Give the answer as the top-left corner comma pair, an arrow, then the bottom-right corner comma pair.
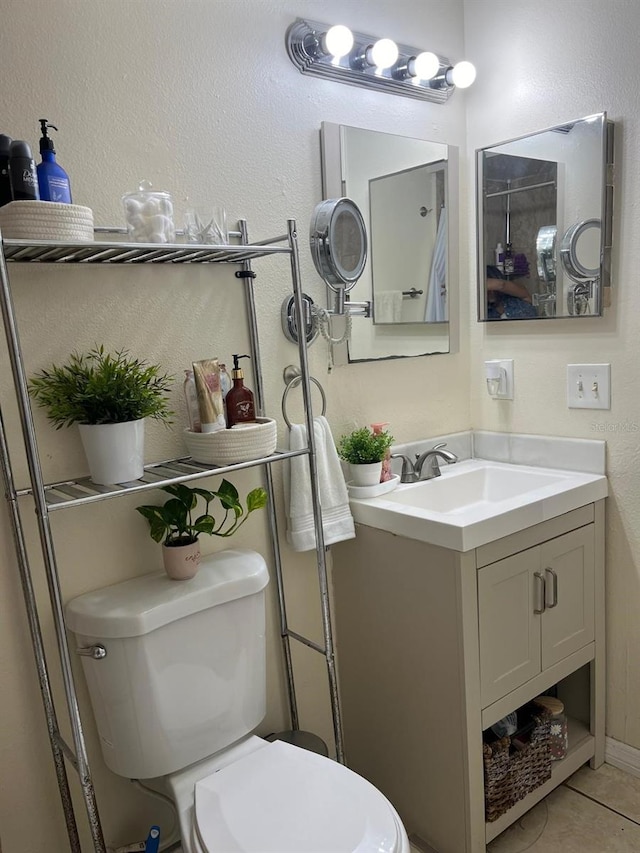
567,364 -> 611,409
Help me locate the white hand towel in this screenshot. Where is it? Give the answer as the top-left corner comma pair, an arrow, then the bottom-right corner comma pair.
285,415 -> 355,552
375,290 -> 404,323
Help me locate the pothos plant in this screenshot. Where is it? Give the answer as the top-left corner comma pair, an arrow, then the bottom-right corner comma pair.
136,480 -> 268,547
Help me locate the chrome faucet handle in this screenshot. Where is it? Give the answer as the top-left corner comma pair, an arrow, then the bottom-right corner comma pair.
390,453 -> 419,484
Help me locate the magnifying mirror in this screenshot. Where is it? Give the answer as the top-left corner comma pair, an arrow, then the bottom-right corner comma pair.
561,218 -> 601,281
309,197 -> 367,293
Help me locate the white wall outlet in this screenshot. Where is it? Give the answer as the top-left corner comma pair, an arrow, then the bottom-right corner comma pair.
567,364 -> 611,409
484,359 -> 514,400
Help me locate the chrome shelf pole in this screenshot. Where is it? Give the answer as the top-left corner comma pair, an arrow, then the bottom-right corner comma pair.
237,220 -> 300,732
287,219 -> 345,764
0,406 -> 82,852
0,237 -> 107,852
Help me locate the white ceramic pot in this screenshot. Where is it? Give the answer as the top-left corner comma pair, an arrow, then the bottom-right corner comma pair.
162,540 -> 201,580
349,461 -> 383,487
78,419 -> 145,485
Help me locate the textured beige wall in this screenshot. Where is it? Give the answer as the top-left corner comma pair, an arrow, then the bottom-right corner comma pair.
0,1 -> 468,850
463,0 -> 640,750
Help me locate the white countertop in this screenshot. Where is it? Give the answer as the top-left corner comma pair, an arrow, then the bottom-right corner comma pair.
348,458 -> 608,552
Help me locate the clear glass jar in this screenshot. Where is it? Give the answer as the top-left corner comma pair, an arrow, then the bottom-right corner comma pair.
122,179 -> 175,243
534,695 -> 568,760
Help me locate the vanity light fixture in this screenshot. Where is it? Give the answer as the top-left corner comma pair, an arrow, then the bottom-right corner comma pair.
286,18 -> 476,103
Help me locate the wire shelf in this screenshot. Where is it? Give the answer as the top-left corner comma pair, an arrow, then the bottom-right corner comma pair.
17,448 -> 308,511
2,237 -> 291,265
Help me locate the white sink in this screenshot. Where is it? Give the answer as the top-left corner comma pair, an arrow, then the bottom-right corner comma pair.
348,459 -> 608,551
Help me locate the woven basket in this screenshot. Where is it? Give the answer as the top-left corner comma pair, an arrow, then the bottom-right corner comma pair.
0,200 -> 94,241
483,711 -> 552,822
184,418 -> 277,465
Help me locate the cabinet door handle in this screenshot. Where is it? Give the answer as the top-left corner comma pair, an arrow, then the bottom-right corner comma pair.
545,568 -> 558,608
534,572 -> 546,614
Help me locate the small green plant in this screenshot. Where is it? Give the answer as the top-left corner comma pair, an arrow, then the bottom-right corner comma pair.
337,426 -> 394,465
28,345 -> 173,428
136,480 -> 268,547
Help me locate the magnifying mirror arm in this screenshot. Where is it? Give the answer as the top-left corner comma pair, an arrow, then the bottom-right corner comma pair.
327,291 -> 371,318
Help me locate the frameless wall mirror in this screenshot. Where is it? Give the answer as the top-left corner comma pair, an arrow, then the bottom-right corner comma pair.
321,122 -> 453,362
476,112 -> 614,321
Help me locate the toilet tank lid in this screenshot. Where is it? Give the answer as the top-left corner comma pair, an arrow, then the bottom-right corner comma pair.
65,549 -> 268,639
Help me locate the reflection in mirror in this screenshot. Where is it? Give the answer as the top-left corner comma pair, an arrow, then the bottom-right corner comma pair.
321,122 -> 452,362
369,161 -> 447,325
476,113 -> 614,321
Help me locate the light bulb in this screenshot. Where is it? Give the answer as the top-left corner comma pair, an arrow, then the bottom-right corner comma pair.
368,38 -> 399,69
409,51 -> 440,80
449,60 -> 476,88
323,24 -> 354,59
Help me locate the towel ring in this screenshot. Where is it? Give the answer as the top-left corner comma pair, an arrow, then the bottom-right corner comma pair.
281,369 -> 327,429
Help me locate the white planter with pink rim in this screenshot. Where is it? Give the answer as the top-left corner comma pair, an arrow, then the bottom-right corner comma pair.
162,540 -> 201,581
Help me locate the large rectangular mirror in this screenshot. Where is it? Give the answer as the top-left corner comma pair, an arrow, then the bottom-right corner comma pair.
476,113 -> 614,321
321,122 -> 453,361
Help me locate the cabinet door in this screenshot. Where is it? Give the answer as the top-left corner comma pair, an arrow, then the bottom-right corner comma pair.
478,547 -> 542,708
541,525 -> 595,669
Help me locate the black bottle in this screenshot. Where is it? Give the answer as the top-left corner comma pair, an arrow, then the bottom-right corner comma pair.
503,241 -> 515,276
0,135 -> 12,206
9,140 -> 40,201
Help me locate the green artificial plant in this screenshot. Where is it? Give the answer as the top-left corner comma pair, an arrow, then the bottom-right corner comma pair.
337,426 -> 394,465
136,480 -> 268,547
28,345 -> 173,428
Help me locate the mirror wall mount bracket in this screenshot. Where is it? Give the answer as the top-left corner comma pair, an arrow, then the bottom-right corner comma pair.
281,293 -> 319,345
286,18 -> 465,103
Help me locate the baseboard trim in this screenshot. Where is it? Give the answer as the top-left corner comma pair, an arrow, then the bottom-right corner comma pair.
606,736 -> 640,779
408,833 -> 439,853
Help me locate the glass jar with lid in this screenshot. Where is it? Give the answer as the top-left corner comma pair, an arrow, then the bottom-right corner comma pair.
122,179 -> 175,243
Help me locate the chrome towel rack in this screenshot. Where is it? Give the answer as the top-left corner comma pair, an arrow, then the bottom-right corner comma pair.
281,365 -> 327,428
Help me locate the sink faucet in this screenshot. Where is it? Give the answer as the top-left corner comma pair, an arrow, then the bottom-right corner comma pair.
392,442 -> 459,483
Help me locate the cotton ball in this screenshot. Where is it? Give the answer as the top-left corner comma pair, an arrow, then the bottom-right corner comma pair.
146,214 -> 172,238
142,198 -> 161,217
127,213 -> 146,233
124,197 -> 143,215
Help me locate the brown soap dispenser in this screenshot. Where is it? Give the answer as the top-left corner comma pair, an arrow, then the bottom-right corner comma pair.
226,354 -> 257,427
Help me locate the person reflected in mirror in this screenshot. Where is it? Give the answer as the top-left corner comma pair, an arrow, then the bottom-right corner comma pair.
486,265 -> 538,319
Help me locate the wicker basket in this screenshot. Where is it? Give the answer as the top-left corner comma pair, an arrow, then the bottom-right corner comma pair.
183,418 -> 277,465
483,711 -> 552,822
0,200 -> 94,241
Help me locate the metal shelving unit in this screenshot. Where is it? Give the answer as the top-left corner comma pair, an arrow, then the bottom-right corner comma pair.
0,222 -> 343,852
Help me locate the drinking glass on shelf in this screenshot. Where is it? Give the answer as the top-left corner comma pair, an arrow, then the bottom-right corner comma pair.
183,206 -> 228,244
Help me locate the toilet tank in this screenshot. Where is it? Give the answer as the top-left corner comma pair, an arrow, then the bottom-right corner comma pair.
65,549 -> 269,780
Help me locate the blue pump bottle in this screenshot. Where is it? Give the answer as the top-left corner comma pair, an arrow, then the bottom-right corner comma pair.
37,119 -> 72,203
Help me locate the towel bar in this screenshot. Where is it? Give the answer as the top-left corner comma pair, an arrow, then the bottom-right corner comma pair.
281,365 -> 327,428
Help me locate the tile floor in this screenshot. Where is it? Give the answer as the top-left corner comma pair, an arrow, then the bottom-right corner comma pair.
486,763 -> 640,852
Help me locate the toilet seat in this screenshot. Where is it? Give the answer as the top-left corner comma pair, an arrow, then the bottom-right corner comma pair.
192,740 -> 406,853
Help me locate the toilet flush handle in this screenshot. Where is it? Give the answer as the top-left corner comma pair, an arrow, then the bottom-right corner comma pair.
76,643 -> 107,660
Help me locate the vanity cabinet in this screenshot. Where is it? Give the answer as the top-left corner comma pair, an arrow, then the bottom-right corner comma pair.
479,525 -> 595,707
332,502 -> 605,853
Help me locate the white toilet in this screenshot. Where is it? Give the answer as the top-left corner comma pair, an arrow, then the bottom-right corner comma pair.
66,549 -> 410,853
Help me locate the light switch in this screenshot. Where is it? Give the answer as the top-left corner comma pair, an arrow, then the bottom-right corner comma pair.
567,364 -> 611,409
